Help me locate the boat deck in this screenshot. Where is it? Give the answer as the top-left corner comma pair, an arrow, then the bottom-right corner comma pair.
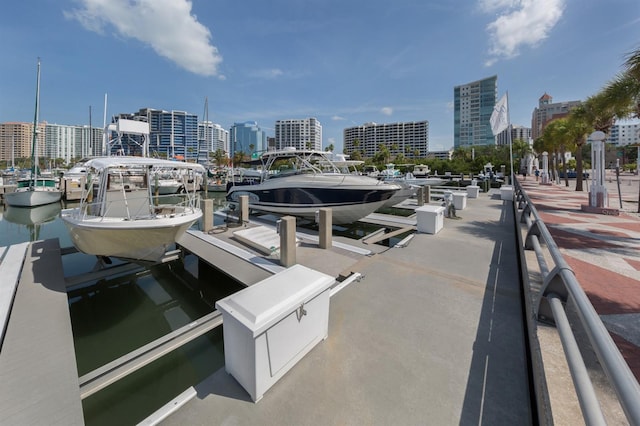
161,189 -> 533,424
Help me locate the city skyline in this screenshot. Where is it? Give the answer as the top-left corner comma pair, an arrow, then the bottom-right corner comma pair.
1,0 -> 639,154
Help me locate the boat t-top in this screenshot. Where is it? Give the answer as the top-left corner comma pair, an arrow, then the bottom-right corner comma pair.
226,148 -> 401,224
60,156 -> 203,263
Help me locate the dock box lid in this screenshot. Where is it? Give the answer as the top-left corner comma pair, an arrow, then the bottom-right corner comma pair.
415,205 -> 445,213
215,264 -> 334,337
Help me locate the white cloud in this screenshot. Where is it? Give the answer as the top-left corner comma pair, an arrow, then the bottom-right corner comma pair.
65,0 -> 222,77
380,107 -> 393,116
482,0 -> 565,66
332,115 -> 346,121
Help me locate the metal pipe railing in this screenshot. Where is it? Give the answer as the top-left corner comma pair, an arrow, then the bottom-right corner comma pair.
514,180 -> 640,425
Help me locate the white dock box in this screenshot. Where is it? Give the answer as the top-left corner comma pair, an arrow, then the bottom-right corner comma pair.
415,205 -> 445,234
215,264 -> 334,402
466,185 -> 480,199
500,185 -> 514,201
452,192 -> 467,210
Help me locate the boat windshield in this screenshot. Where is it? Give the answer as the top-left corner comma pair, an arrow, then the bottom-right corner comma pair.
106,169 -> 148,190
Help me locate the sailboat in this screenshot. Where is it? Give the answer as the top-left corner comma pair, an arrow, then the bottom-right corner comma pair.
5,59 -> 62,207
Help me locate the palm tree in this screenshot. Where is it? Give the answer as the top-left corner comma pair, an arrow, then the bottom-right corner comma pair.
564,108 -> 592,191
543,119 -> 573,185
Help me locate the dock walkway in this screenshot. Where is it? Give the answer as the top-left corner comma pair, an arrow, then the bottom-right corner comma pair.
0,239 -> 83,425
163,189 -> 532,424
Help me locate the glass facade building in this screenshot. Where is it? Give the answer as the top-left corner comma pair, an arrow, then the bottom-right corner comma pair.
229,121 -> 267,159
454,76 -> 497,148
113,108 -> 199,160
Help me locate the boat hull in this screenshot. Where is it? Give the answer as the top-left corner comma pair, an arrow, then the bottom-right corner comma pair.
61,209 -> 202,262
227,174 -> 399,224
5,187 -> 62,207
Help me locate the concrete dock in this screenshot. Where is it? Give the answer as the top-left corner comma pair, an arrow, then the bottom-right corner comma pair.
1,180 -> 635,424
162,190 -> 532,425
0,239 -> 84,425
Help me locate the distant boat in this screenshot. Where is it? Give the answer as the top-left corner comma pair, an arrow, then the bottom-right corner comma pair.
5,59 -> 61,207
226,148 -> 401,224
412,164 -> 430,178
61,156 -> 203,263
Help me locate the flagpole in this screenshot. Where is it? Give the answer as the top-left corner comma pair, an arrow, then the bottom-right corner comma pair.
506,91 -> 513,183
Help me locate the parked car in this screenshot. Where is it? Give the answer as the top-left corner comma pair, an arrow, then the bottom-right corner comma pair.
558,170 -> 590,179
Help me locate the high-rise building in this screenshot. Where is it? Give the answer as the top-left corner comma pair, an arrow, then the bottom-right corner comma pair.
343,121 -> 429,159
45,123 -> 78,163
609,120 -> 640,146
199,121 -> 229,159
495,125 -> 532,146
274,118 -> 322,151
531,93 -> 581,140
454,75 -> 498,148
114,108 -> 199,160
0,122 -> 46,164
229,121 -> 267,159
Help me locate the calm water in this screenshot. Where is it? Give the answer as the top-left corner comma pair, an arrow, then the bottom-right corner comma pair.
1,192 -> 242,426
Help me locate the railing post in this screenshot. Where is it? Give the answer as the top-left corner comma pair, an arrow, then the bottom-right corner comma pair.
424,185 -> 431,204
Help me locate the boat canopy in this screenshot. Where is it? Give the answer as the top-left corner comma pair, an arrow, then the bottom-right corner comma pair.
83,156 -> 206,172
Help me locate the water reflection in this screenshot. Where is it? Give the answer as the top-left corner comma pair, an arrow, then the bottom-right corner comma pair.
3,201 -> 61,241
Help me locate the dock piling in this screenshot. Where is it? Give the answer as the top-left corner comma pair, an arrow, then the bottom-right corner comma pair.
279,216 -> 297,267
318,208 -> 332,249
200,199 -> 214,232
416,187 -> 424,206
239,195 -> 249,224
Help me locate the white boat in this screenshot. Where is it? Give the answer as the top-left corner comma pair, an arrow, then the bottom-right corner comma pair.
151,170 -> 184,195
61,156 -> 203,263
206,167 -> 231,192
226,148 -> 401,224
5,59 -> 62,207
412,164 -> 430,178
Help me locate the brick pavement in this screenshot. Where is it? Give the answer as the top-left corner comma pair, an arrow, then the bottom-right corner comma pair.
518,177 -> 640,382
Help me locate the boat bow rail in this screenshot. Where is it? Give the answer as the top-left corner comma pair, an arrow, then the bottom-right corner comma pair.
513,179 -> 640,425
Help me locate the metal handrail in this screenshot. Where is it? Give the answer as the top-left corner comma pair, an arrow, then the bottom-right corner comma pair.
513,179 -> 640,425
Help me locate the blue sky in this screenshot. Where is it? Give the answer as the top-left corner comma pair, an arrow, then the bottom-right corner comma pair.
1,0 -> 639,153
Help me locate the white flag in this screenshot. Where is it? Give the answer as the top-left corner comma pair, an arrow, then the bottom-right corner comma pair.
490,93 -> 509,136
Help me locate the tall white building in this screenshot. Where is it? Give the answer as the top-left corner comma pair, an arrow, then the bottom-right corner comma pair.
609,120 -> 640,146
45,123 -> 101,164
343,121 -> 429,159
274,118 -> 322,150
199,121 -> 229,156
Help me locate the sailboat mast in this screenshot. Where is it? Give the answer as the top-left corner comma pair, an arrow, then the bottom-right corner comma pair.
31,58 -> 41,181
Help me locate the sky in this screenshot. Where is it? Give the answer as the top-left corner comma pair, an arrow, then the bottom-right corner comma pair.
1,0 -> 639,154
